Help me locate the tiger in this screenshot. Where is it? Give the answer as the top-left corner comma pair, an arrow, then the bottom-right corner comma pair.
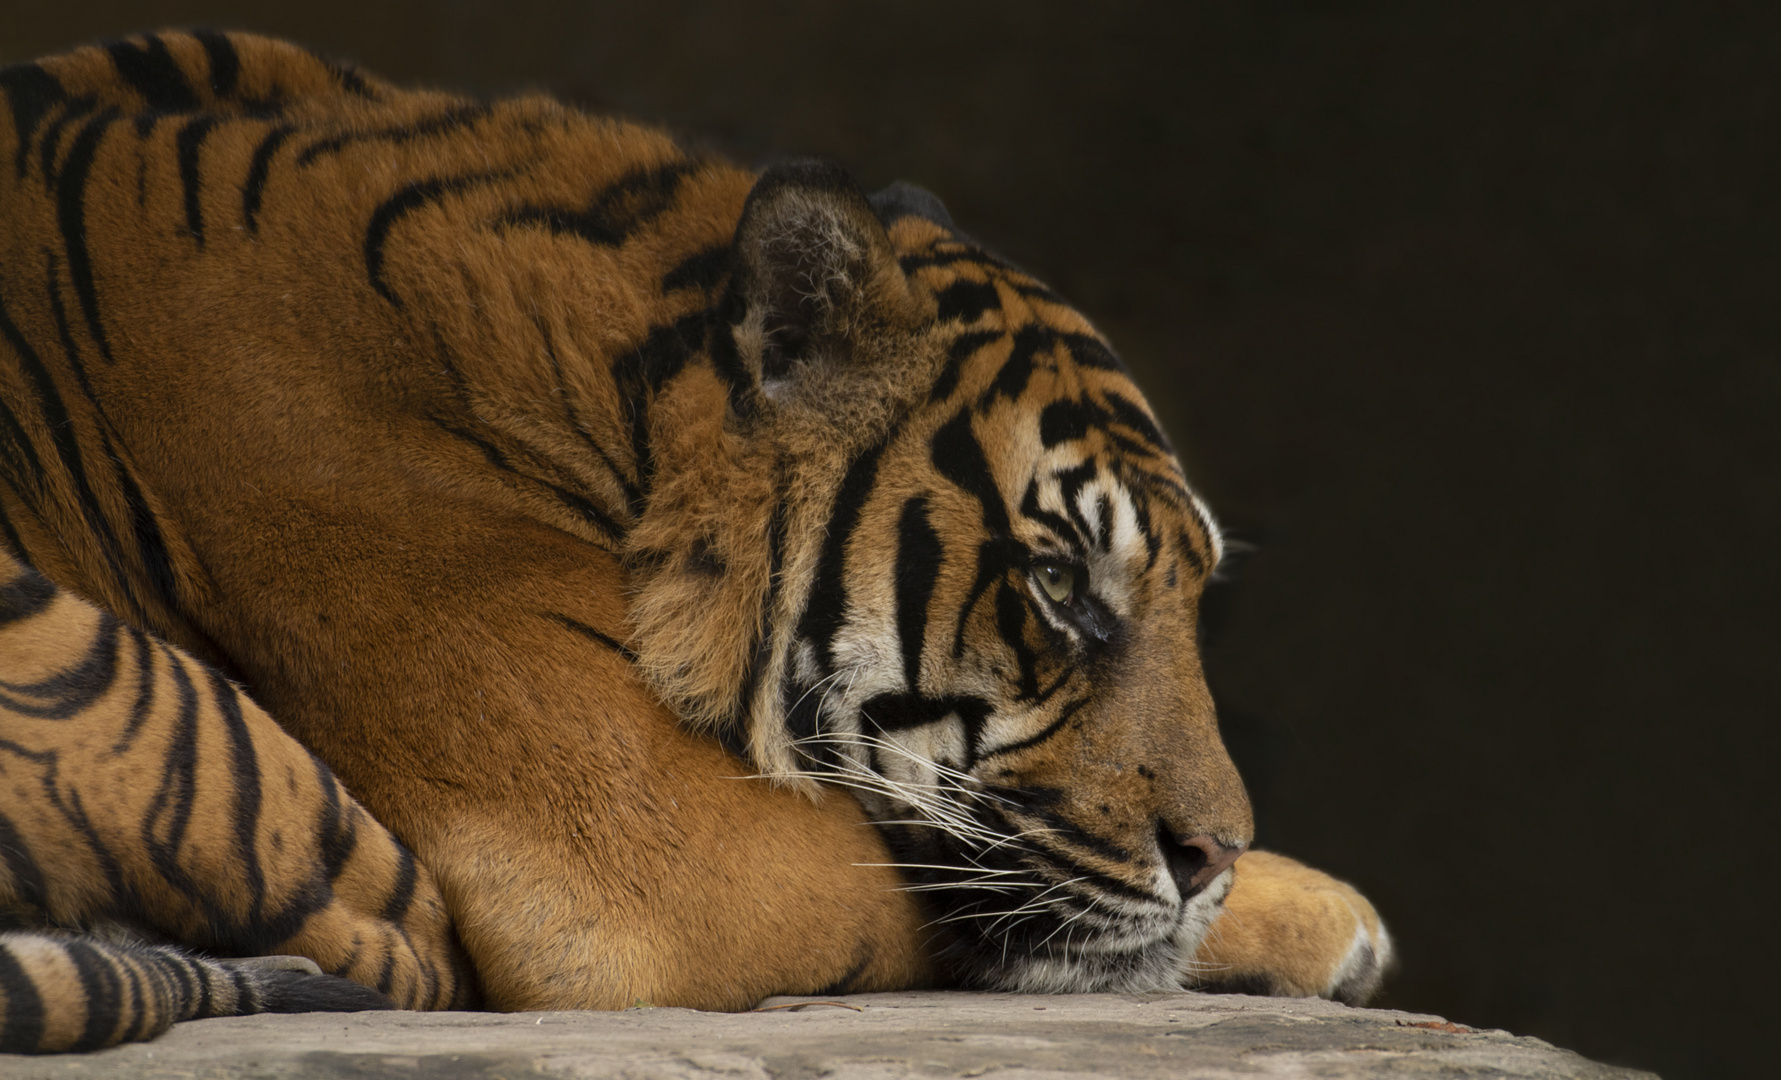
0,31 -> 1391,1053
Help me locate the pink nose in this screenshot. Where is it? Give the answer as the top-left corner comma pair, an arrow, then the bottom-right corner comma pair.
1163,833 -> 1246,899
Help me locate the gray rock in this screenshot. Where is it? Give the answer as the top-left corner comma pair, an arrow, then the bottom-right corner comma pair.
2,992 -> 1655,1079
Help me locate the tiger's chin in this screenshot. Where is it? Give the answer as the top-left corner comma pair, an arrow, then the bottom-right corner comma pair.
943,867 -> 1235,994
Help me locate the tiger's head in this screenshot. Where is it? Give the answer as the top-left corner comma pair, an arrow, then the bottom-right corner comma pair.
628,162 -> 1251,992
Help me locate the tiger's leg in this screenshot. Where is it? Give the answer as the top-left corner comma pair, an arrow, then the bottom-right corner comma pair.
0,553 -> 476,1051
1185,850 -> 1393,1005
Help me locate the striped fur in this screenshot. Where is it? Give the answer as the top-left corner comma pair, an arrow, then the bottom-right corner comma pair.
0,552 -> 473,1051
0,30 -> 1389,1051
0,937 -> 390,1054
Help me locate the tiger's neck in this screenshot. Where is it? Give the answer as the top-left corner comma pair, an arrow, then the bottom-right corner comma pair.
623,330 -> 923,787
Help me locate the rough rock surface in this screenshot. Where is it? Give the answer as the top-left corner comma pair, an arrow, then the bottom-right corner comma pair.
4,991 -> 1655,1079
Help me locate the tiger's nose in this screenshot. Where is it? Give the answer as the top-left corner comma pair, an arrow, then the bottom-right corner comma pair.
1162,831 -> 1246,900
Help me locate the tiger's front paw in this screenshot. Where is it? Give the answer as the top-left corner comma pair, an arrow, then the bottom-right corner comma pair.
1186,850 -> 1393,1005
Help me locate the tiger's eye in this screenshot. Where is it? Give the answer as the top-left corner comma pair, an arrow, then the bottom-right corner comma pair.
1037,564 -> 1076,604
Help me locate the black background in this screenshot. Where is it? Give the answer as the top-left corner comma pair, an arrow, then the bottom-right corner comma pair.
7,4 -> 1775,1077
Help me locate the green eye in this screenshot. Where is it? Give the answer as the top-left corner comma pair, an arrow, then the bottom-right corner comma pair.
1037,563 -> 1076,604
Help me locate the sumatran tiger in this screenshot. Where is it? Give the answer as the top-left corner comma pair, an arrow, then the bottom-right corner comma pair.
0,31 -> 1391,1053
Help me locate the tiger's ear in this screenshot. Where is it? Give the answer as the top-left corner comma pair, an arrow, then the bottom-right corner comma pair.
727,161 -> 915,401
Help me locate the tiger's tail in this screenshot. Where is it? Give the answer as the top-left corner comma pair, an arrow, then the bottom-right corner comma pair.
0,934 -> 391,1053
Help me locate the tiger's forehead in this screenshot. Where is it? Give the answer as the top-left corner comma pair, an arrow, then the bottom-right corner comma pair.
888,222 -> 1221,574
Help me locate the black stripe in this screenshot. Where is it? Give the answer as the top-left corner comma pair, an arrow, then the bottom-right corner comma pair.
977,324 -> 1047,408
241,124 -> 294,233
209,669 -> 268,924
794,434 -> 893,671
0,811 -> 48,909
0,505 -> 24,562
1177,528 -> 1205,577
934,279 -> 1000,323
314,756 -> 360,882
498,161 -> 692,249
323,59 -> 377,99
859,691 -> 993,737
373,943 -> 399,996
782,676 -> 827,756
948,539 -> 1009,660
110,626 -> 157,753
734,486 -> 786,730
1038,397 -> 1095,448
222,963 -> 254,1012
931,410 -> 1011,536
6,732 -> 132,909
1132,491 -> 1161,570
106,35 -> 199,113
155,947 -> 199,1024
379,846 -> 418,923
1008,279 -> 1066,306
112,949 -> 152,1045
1037,847 -> 1166,907
977,696 -> 1089,763
994,582 -> 1040,698
530,313 -> 644,515
36,95 -> 95,190
1019,478 -> 1085,555
143,645 -> 201,897
364,171 -> 509,306
0,62 -> 66,179
0,940 -> 47,1053
709,288 -> 755,421
811,950 -> 873,997
1058,331 -> 1124,371
66,938 -> 124,1051
56,108 -> 120,364
544,611 -> 637,661
193,30 -> 240,96
99,422 -> 183,623
609,311 -> 709,491
898,247 -> 1011,273
0,507 -> 23,564
1100,389 -> 1171,455
0,613 -> 121,718
1013,801 -> 1136,866
0,563 -> 55,627
894,496 -> 942,693
0,368 -> 49,499
296,104 -> 490,168
430,417 -> 625,542
38,261 -> 150,622
930,330 -> 1002,404
176,115 -> 218,245
190,951 -> 220,1018
662,244 -> 731,293
1054,462 -> 1098,550
327,940 -> 362,981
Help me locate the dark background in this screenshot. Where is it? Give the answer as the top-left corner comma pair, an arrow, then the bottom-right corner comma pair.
8,4 -> 1775,1077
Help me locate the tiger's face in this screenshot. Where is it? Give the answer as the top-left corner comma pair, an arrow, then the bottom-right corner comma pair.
639,164 -> 1252,992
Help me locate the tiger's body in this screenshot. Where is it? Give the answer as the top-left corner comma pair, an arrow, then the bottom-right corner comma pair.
0,32 -> 1389,1053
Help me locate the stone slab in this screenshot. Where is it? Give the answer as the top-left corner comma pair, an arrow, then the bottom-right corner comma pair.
0,992 -> 1656,1079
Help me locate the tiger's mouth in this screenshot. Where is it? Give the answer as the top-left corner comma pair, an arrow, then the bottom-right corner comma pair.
867,794 -> 1227,993
789,727 -> 1231,992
